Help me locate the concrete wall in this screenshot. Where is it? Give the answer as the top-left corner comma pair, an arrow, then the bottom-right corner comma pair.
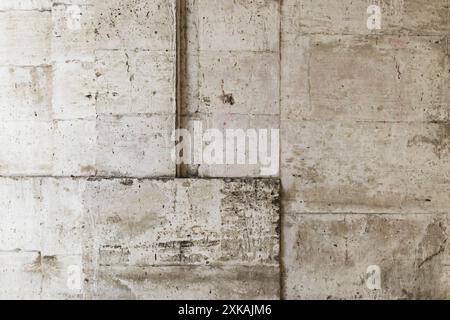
0,0 -> 449,300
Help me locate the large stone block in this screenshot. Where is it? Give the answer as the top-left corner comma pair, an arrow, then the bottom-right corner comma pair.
0,116 -> 174,177
52,61 -> 97,120
281,35 -> 449,122
0,252 -> 43,300
85,265 -> 279,300
282,0 -> 450,36
95,49 -> 175,116
95,115 -> 175,177
0,0 -> 52,11
283,213 -> 450,299
180,114 -> 279,178
281,120 -> 450,214
52,0 -> 176,61
82,178 -> 280,299
92,0 -> 176,51
0,178 -> 280,299
180,0 -> 281,177
83,179 -> 280,267
196,0 -> 280,52
0,121 -> 54,175
0,65 -> 53,121
0,11 -> 51,65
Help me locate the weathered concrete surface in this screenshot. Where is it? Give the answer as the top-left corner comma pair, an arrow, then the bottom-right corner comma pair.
85,265 -> 279,300
94,50 -> 176,116
180,113 -> 279,177
281,35 -> 449,122
281,120 -> 450,214
281,0 -> 450,300
1,0 -> 449,301
0,0 -> 177,177
0,10 -> 52,66
0,178 -> 280,299
179,0 -> 280,177
0,65 -> 53,121
283,213 -> 450,300
282,0 -> 450,36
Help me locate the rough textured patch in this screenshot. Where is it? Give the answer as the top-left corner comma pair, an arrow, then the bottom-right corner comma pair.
283,213 -> 450,300
92,0 -> 176,51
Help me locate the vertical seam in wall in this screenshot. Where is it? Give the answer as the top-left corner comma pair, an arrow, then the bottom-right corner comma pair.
175,0 -> 183,178
278,0 -> 285,301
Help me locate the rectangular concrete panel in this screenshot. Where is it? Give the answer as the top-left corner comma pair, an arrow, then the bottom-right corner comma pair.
282,0 -> 450,36
0,66 -> 53,121
281,35 -> 449,122
0,178 -> 280,299
85,265 -> 279,300
179,0 -> 281,178
283,213 -> 450,299
281,120 -> 450,214
0,0 -> 177,178
0,10 -> 51,65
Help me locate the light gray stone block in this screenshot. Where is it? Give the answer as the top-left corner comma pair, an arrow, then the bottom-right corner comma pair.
282,0 -> 450,36
95,49 -> 175,116
95,115 -> 175,177
196,0 -> 280,52
0,11 -> 51,65
281,35 -> 449,122
180,0 -> 281,178
281,120 -> 450,214
85,265 -> 279,300
0,178 -> 280,299
92,0 -> 176,51
0,65 -> 52,121
283,213 -> 450,300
